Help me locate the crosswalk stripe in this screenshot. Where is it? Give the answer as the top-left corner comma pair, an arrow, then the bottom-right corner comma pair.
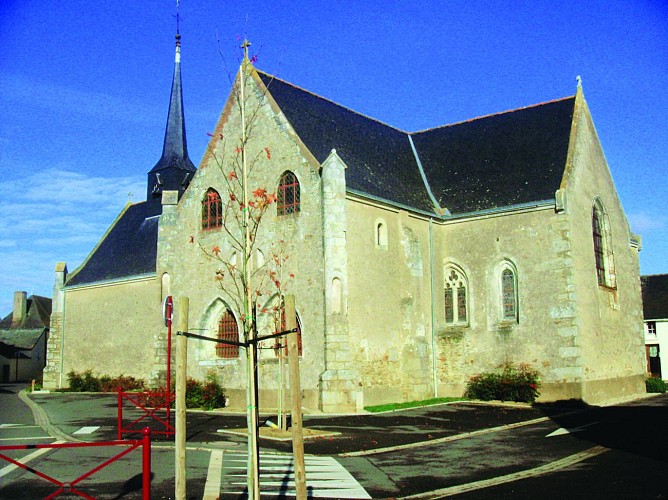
73,426 -> 100,435
203,449 -> 223,500
214,452 -> 370,499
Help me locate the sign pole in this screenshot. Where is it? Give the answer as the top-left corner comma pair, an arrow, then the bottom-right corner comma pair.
166,296 -> 173,394
175,296 -> 188,500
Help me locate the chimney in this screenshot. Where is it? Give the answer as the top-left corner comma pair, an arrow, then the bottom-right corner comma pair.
13,291 -> 27,326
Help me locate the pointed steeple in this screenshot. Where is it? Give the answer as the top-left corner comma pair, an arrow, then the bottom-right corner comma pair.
146,32 -> 196,215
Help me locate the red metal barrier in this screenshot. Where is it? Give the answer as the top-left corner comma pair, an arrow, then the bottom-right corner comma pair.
117,388 -> 175,440
0,427 -> 152,499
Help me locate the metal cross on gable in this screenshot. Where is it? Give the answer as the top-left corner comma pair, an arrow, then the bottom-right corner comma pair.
174,0 -> 182,34
241,38 -> 251,60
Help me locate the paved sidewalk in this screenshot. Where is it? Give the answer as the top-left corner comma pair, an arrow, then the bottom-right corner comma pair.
25,391 -> 578,455
12,389 -> 668,499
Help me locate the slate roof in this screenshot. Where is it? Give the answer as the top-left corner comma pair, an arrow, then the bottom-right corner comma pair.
0,295 -> 51,350
259,71 -> 575,216
146,35 -> 197,216
66,203 -> 158,287
410,98 -> 575,214
258,72 -> 435,212
641,274 -> 668,320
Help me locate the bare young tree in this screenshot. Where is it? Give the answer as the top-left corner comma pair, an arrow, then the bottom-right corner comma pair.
197,40 -> 295,499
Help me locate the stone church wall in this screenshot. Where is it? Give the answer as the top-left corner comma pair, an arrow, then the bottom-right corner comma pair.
158,69 -> 327,411
57,278 -> 161,384
558,96 -> 645,403
341,172 -> 644,406
346,202 -> 435,406
433,207 -> 580,399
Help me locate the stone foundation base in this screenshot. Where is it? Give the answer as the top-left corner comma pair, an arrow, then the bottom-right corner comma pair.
223,388 -> 320,413
319,369 -> 362,413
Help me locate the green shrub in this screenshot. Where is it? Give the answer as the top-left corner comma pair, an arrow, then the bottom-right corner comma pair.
65,370 -> 226,409
100,374 -> 146,392
645,377 -> 667,393
66,370 -> 146,393
67,370 -> 100,392
465,363 -> 541,403
183,373 -> 227,410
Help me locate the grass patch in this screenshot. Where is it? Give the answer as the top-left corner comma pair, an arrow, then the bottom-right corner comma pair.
364,397 -> 466,413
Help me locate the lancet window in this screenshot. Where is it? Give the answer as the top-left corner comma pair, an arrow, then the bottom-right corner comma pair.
592,200 -> 616,288
202,188 -> 222,230
444,266 -> 468,325
217,310 -> 239,359
277,171 -> 300,216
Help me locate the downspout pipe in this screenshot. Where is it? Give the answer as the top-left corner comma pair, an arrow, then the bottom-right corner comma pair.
429,218 -> 438,398
59,289 -> 66,389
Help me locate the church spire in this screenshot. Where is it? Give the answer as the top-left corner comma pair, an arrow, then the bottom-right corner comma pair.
146,30 -> 196,215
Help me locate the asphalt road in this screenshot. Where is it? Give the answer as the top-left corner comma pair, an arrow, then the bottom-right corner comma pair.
1,384 -> 667,499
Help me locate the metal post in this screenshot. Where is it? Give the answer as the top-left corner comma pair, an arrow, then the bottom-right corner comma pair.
166,296 -> 173,426
175,297 -> 188,500
142,427 -> 152,500
117,388 -> 123,440
286,295 -> 306,498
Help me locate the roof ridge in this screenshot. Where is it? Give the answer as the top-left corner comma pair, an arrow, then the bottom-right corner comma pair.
256,69 -> 409,134
257,70 -> 577,137
410,95 -> 577,135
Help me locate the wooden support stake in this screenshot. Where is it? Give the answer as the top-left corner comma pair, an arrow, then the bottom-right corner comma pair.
175,296 -> 189,500
286,295 -> 307,498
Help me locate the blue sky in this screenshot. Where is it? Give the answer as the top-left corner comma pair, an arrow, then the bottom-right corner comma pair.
0,0 -> 666,315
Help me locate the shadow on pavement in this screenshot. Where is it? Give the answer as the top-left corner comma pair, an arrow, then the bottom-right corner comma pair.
534,394 -> 668,464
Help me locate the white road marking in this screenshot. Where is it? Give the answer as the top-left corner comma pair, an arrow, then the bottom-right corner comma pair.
202,449 -> 224,500
399,445 -> 609,498
217,452 -> 371,498
546,421 -> 598,437
0,440 -> 66,479
72,426 -> 100,435
342,415 -> 555,457
0,436 -> 52,442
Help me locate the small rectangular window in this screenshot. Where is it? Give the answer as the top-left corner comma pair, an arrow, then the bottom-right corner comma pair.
647,321 -> 657,335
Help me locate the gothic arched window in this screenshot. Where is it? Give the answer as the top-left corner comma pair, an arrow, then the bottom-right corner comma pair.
277,172 -> 300,216
501,266 -> 518,322
217,310 -> 239,359
202,188 -> 222,230
592,200 -> 616,288
444,265 -> 468,325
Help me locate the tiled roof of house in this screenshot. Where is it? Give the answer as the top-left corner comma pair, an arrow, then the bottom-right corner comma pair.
0,295 -> 51,331
66,203 -> 158,287
259,71 -> 575,216
641,274 -> 668,320
0,295 -> 51,349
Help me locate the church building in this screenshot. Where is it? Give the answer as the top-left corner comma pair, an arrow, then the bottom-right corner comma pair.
44,35 -> 647,412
